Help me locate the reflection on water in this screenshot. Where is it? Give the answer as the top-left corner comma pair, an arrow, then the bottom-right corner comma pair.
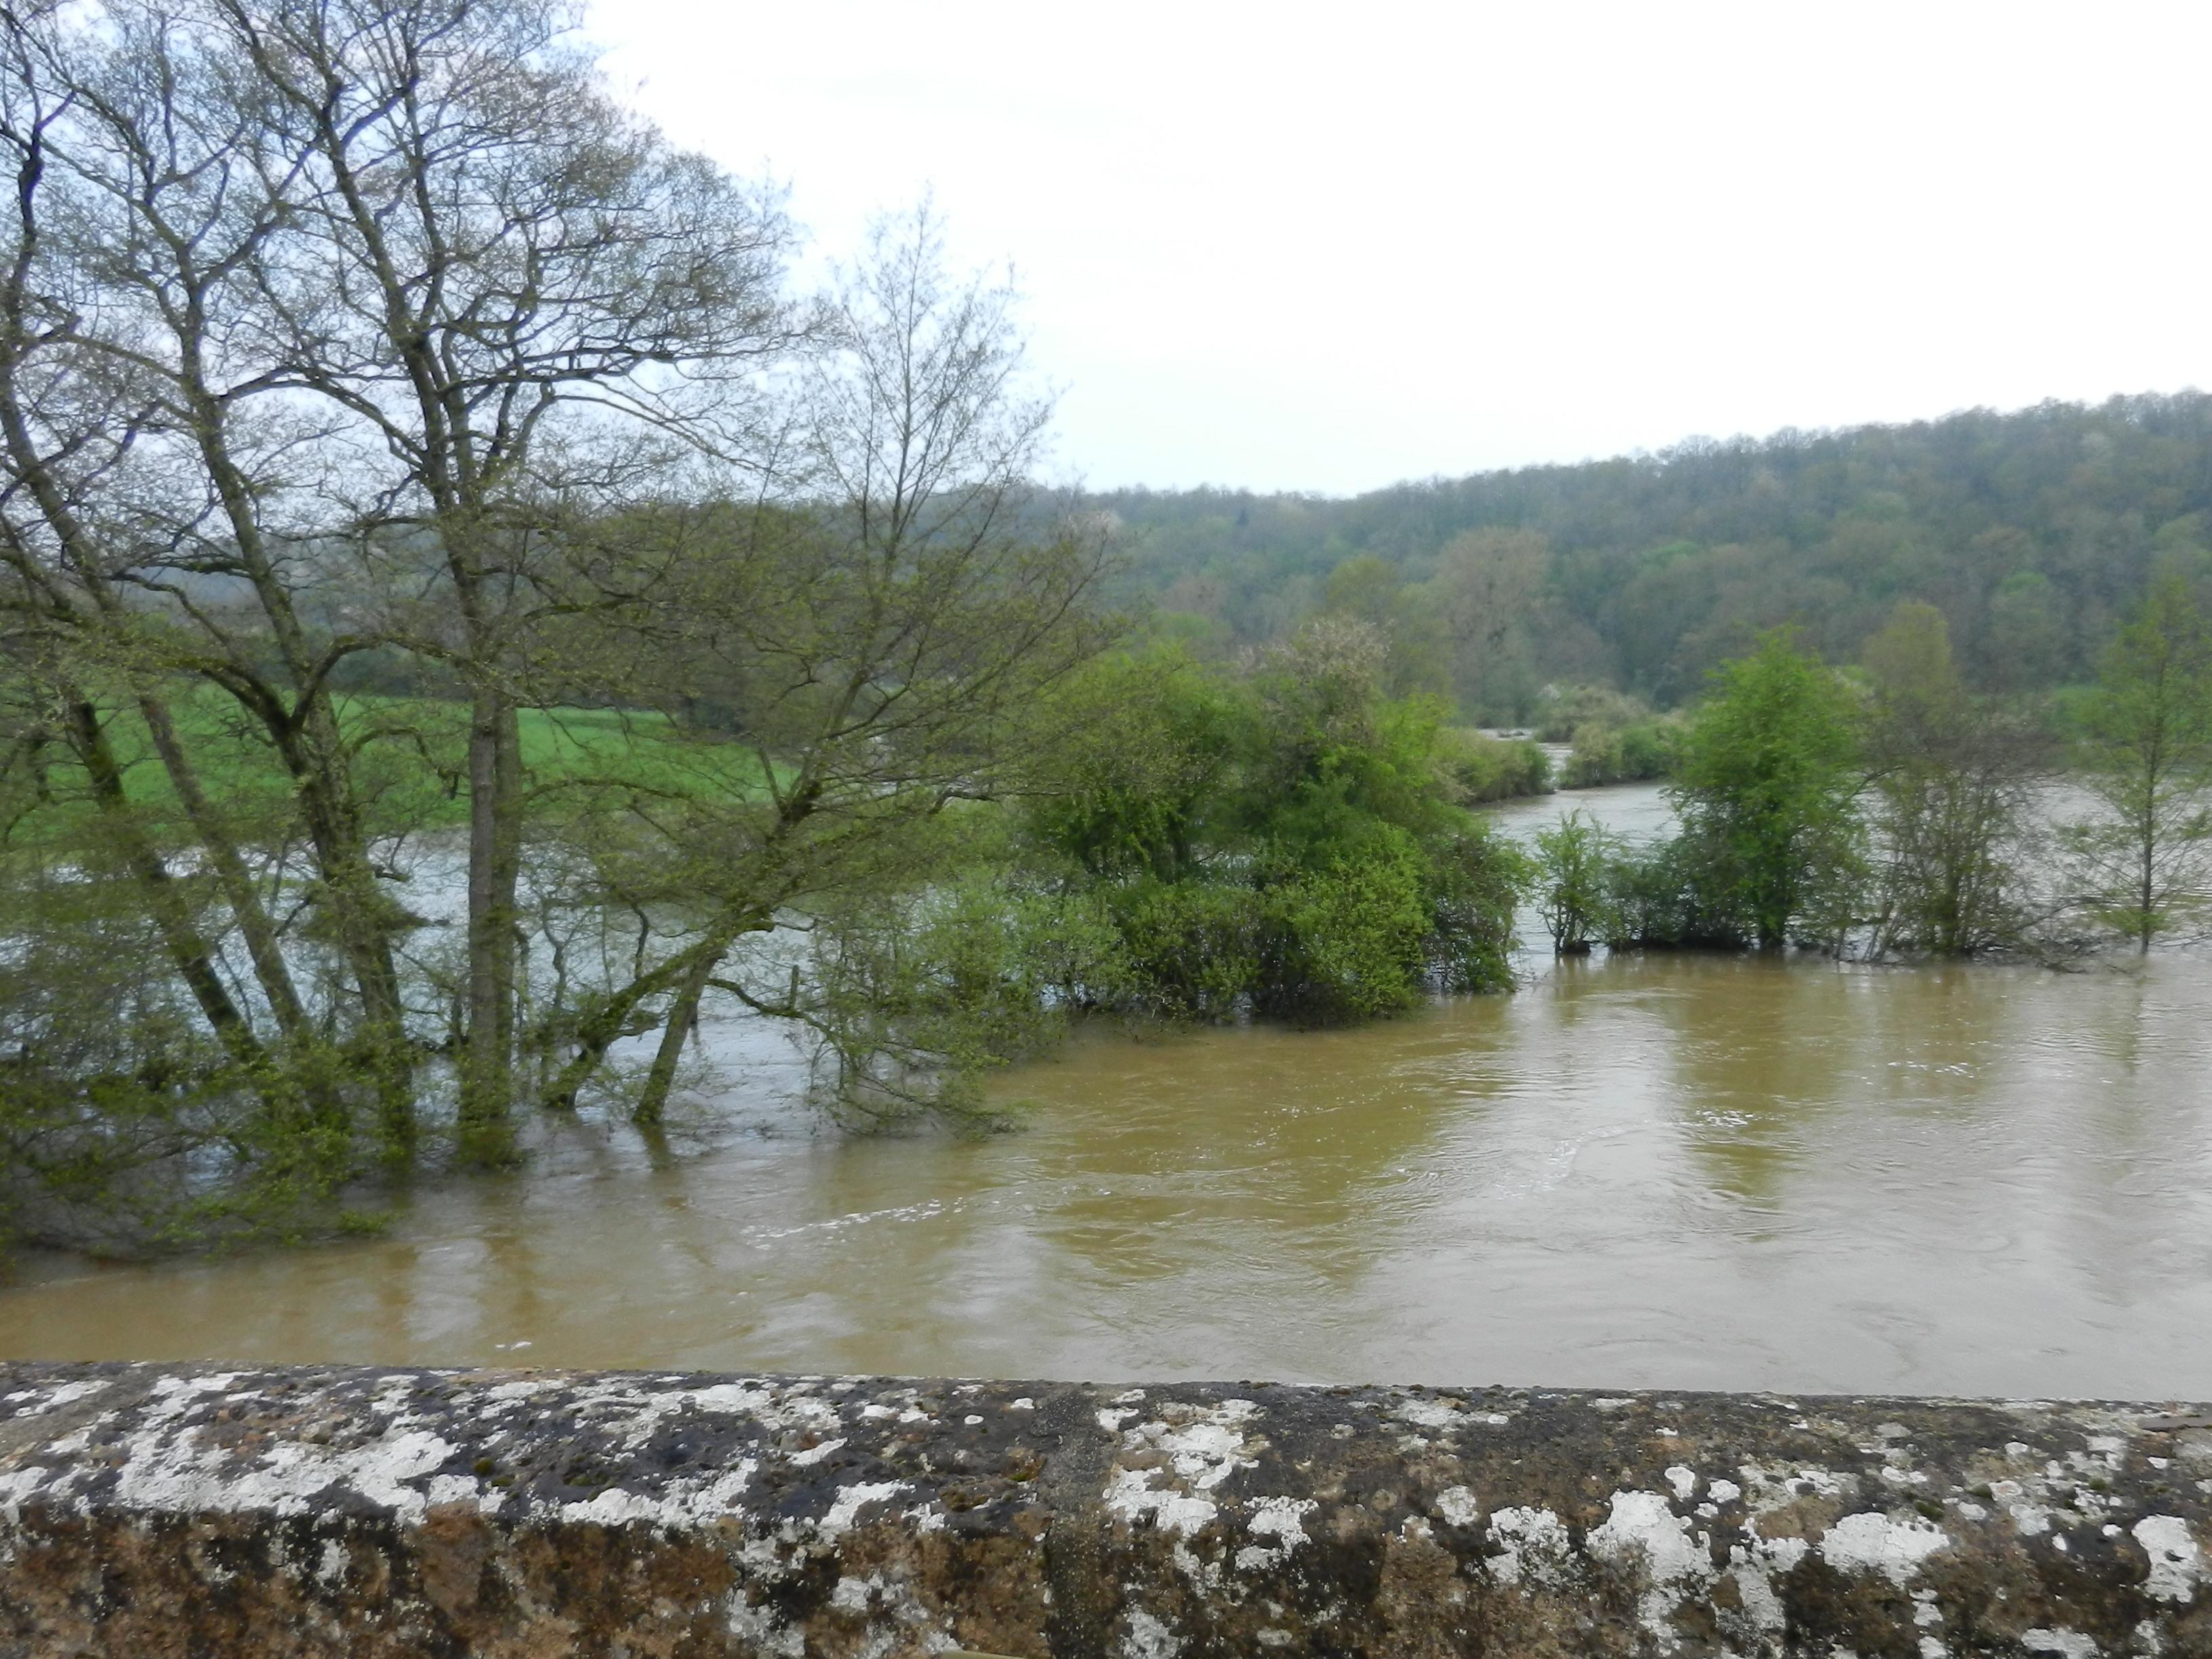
4,784 -> 2211,1396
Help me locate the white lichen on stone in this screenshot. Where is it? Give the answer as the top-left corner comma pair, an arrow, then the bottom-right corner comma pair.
1105,1467 -> 1216,1537
1247,1495 -> 1316,1549
821,1481 -> 907,1536
1435,1484 -> 1481,1528
2132,1516 -> 2201,1603
1484,1504 -> 1573,1589
1122,1607 -> 1183,1659
1819,1511 -> 1950,1586
1395,1397 -> 1459,1431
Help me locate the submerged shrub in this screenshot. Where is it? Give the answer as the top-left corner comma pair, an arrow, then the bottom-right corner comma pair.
792,876 -> 1131,1127
1437,728 -> 1553,802
1563,718 -> 1681,787
1533,809 -> 1621,953
1253,836 -> 1433,1023
1108,878 -> 1263,1021
1536,684 -> 1654,743
1601,833 -> 1751,949
1424,826 -> 1530,993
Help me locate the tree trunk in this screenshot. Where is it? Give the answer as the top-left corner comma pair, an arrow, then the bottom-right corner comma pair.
634,947 -> 722,1127
458,687 -> 523,1164
191,391 -> 419,1153
63,699 -> 291,1113
135,692 -> 308,1040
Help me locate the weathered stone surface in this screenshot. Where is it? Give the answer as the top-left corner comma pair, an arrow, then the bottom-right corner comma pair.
1,1363 -> 2208,1656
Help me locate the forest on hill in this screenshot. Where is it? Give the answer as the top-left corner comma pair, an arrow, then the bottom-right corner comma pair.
1094,392 -> 2212,720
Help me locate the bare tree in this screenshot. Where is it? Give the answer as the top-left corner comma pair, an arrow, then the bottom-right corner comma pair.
0,3 -> 1114,1244
1,0 -> 794,1163
527,208 -> 1113,1125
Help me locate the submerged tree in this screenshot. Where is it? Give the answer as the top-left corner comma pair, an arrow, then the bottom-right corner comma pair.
1532,808 -> 1620,954
522,207 -> 1115,1126
2062,573 -> 2212,951
0,3 -> 1118,1246
1860,602 -> 2041,957
0,0 -> 794,1170
1668,629 -> 1865,948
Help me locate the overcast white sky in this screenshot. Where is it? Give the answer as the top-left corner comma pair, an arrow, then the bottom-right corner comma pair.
587,0 -> 2212,496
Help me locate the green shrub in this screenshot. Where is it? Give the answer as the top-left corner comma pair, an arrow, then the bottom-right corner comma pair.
1536,684 -> 1654,743
1601,833 -> 1750,949
1254,838 -> 1432,1023
1438,728 -> 1553,802
1108,878 -> 1263,1021
1533,809 -> 1621,951
1423,826 -> 1529,991
1562,718 -> 1681,787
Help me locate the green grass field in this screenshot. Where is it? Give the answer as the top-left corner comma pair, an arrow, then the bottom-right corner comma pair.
5,687 -> 774,850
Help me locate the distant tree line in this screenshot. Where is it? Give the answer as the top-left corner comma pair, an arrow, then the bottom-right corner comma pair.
1100,394 -> 2212,720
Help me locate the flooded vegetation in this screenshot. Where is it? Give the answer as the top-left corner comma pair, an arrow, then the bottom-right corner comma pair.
7,781 -> 2210,1397
4,0 -> 2212,1418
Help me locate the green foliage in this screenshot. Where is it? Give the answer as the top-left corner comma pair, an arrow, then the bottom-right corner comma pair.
791,870 -> 1130,1128
1320,554 -> 1452,699
1436,729 -> 1553,802
1018,619 -> 1530,1027
1255,835 -> 1433,1021
1098,394 -> 2212,708
0,863 -> 354,1254
1533,809 -> 1622,953
1536,684 -> 1651,743
1598,835 -> 1750,950
1562,718 -> 1681,787
1424,827 -> 1532,994
1860,602 -> 2039,957
2059,573 -> 2212,949
1020,649 -> 1241,881
1668,630 -> 1866,947
1106,878 -> 1264,1021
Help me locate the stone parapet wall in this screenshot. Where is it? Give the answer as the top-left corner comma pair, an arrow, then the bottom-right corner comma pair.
1,1361 -> 2207,1656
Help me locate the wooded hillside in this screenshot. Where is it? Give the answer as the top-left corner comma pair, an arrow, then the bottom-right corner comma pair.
1097,392 -> 2212,718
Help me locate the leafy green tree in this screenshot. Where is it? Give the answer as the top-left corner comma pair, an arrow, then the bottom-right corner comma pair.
1533,809 -> 1622,954
2061,574 -> 2212,951
1014,615 -> 1528,1025
1256,833 -> 1433,1021
1669,630 -> 1865,947
1860,602 -> 2039,956
1020,647 -> 1242,882
1431,527 -> 1547,718
1983,572 -> 2071,693
1321,555 -> 1450,700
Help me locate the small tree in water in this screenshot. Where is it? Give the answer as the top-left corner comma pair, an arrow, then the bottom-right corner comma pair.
1669,630 -> 1865,948
2062,573 -> 2212,952
1860,602 -> 2041,957
1533,809 -> 1621,954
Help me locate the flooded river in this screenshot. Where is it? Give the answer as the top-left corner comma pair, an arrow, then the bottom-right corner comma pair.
4,784 -> 2211,1397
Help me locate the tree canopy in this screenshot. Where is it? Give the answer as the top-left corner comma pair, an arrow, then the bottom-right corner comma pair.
1104,394 -> 2212,718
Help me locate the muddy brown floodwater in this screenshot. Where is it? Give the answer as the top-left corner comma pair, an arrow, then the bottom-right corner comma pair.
3,783 -> 2211,1396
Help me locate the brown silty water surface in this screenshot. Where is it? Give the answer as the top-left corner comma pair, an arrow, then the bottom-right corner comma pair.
3,783 -> 2210,1396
